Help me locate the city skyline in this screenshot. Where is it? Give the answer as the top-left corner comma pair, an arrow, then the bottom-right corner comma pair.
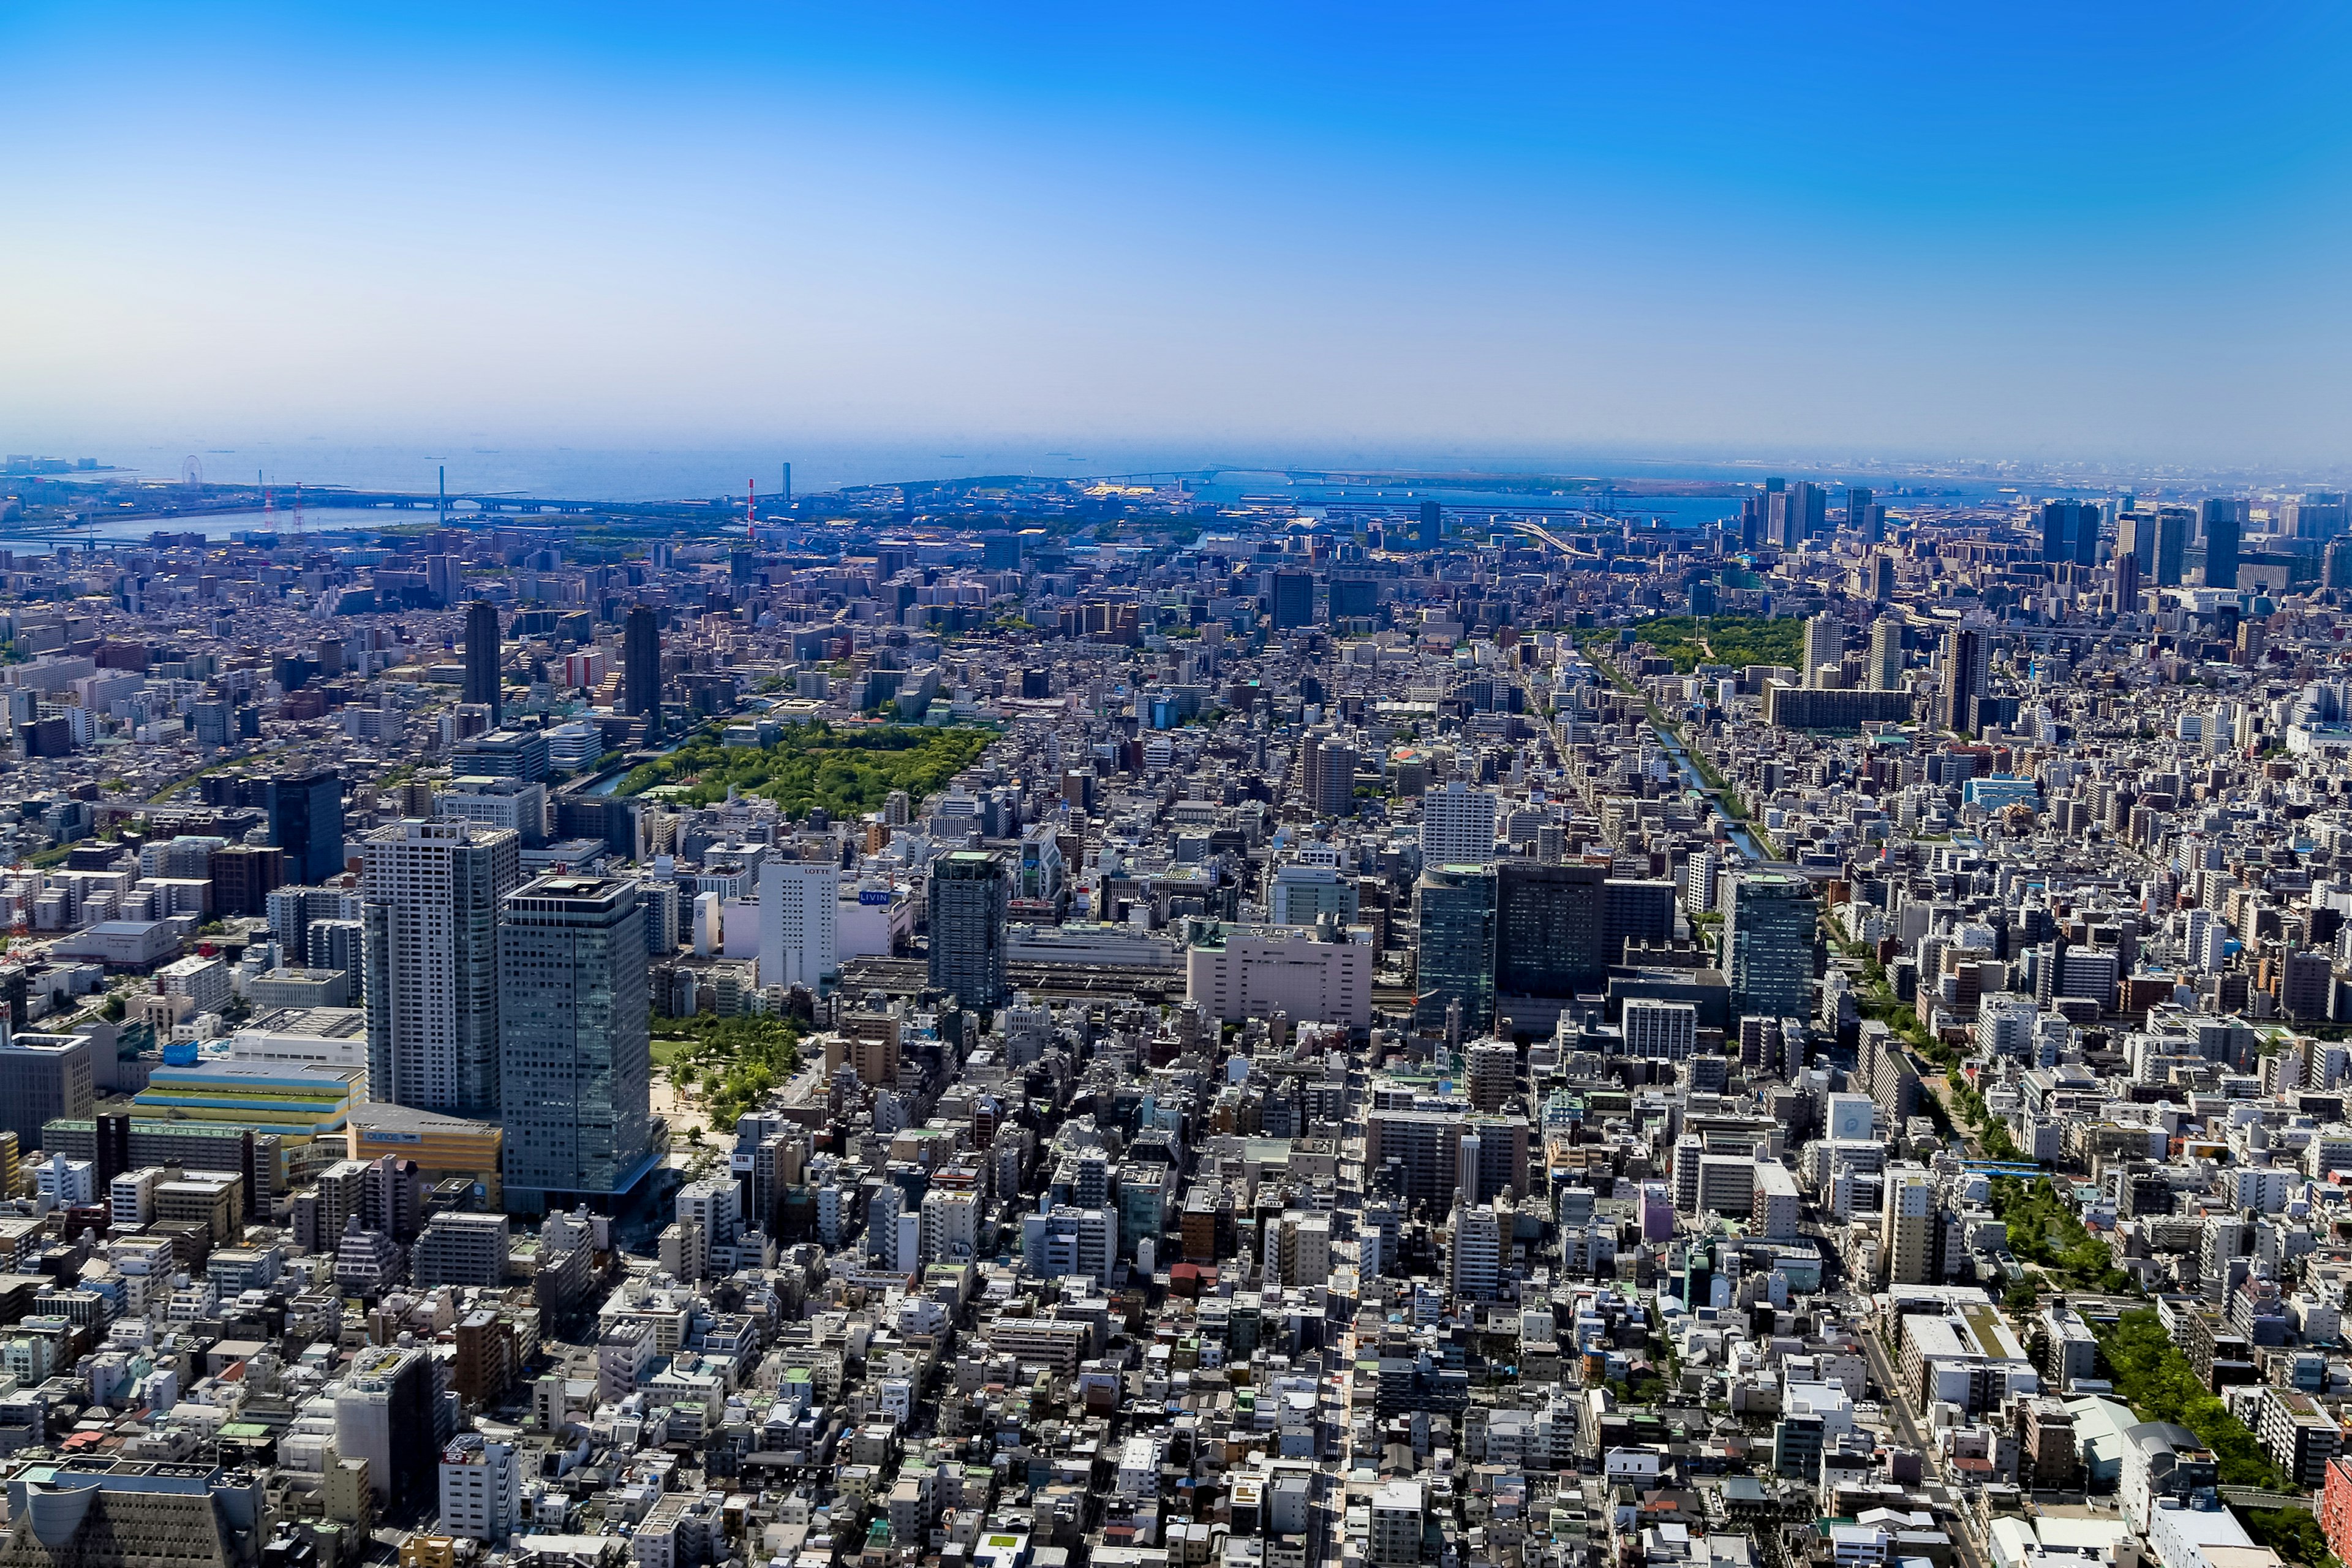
12,4 -> 2352,465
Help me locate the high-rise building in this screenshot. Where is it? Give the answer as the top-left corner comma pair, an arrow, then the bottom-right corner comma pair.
440,1434 -> 522,1544
1420,777 -> 1498,865
1270,571 -> 1313,631
270,769 -> 346,884
360,820 -> 522,1120
1868,616 -> 1905,692
1623,998 -> 1697,1061
1415,864 -> 1496,1036
1803,613 -> 1842,688
1304,734 -> 1358,818
498,875 -> 656,1207
1722,872 -> 1817,1023
0,1033 -> 92,1148
1465,1039 -> 1517,1113
1939,628 -> 1984,731
1789,480 -> 1826,542
2203,498 -> 2242,590
2326,537 -> 2352,592
1494,862 -> 1605,1000
1846,486 -> 1873,534
928,851 -> 1009,1010
1882,1163 -> 1939,1285
464,599 -> 502,724
209,843 -> 285,918
1447,1196 -> 1502,1301
2040,500 -> 2082,565
758,858 -> 838,991
622,605 -> 662,736
2155,506 -> 2191,587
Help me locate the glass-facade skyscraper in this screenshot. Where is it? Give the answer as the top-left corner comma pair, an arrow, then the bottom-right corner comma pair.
1722,871 -> 1818,1023
1415,863 -> 1496,1036
623,603 -> 662,736
270,769 -> 346,885
928,850 -> 1009,1011
498,875 -> 658,1207
464,598 -> 502,723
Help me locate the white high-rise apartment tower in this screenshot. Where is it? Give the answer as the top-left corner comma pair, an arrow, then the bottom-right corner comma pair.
360,820 -> 521,1118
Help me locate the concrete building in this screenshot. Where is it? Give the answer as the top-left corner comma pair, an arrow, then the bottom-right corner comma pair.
360,820 -> 522,1120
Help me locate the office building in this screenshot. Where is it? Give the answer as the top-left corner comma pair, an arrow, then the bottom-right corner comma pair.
360,820 -> 522,1120
2203,498 -> 2242,590
452,729 -> 550,783
1722,872 -> 1817,1022
0,1033 -> 93,1148
2155,507 -> 2190,587
1021,1204 -> 1117,1285
497,875 -> 654,1207
1419,777 -> 1498,865
270,770 -> 346,885
336,1343 -> 439,1505
622,604 -> 662,737
412,1210 -> 511,1288
1270,571 -> 1313,631
1846,486 -> 1872,534
928,851 -> 1009,1010
464,600 -> 502,725
1415,864 -> 1496,1036
758,858 -> 838,992
208,843 -> 285,919
1623,998 -> 1697,1061
439,1434 -> 522,1544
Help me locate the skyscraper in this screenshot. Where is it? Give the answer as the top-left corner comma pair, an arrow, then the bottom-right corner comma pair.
2039,500 -> 2079,564
928,851 -> 1009,1010
1803,613 -> 1842,688
1868,616 -> 1905,692
622,604 -> 662,737
1722,872 -> 1817,1023
1845,486 -> 1873,535
2155,506 -> 2191,588
1270,570 -> 1313,630
1304,734 -> 1358,818
497,874 -> 657,1206
269,769 -> 346,884
360,820 -> 522,1120
1939,627 -> 1984,732
1415,863 -> 1496,1036
1420,777 -> 1498,865
2074,500 -> 2101,567
2203,498 -> 2242,590
464,599 -> 502,723
758,858 -> 839,991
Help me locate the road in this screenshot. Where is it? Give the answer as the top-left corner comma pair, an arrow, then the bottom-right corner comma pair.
1859,1322 -> 1991,1568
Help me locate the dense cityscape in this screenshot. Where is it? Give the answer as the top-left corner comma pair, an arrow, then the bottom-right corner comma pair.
0,466 -> 2335,1568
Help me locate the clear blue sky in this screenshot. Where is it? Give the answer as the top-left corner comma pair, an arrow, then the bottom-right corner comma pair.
8,2 -> 2352,469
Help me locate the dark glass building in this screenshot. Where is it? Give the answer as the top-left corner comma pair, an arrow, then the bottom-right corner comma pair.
1415,864 -> 1496,1035
622,604 -> 662,736
464,598 -> 502,723
269,769 -> 345,884
928,850 -> 1009,1010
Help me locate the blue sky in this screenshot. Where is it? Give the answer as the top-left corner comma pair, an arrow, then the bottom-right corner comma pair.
8,2 -> 2352,469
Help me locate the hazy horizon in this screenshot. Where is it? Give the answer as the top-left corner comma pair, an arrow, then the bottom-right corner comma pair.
11,4 -> 2352,469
